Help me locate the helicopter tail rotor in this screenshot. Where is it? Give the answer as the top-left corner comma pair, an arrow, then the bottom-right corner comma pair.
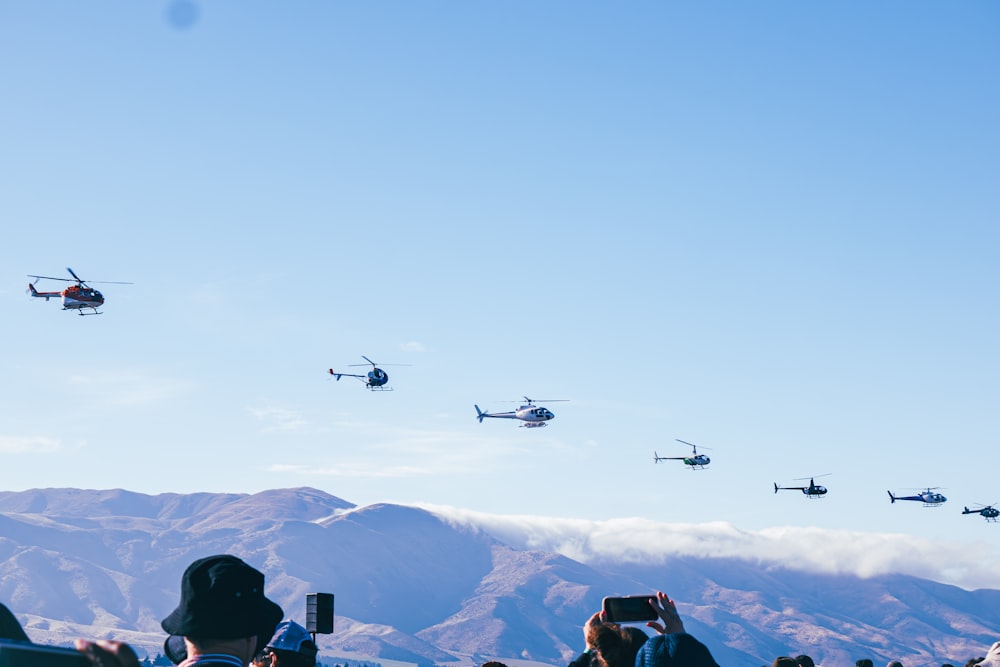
888,490 -> 896,504
475,405 -> 487,423
774,482 -> 779,494
328,369 -> 343,381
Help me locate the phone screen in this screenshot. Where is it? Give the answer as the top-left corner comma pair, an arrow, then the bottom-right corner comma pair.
602,595 -> 657,623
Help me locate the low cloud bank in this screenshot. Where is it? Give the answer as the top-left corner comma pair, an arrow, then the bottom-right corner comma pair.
421,505 -> 1000,591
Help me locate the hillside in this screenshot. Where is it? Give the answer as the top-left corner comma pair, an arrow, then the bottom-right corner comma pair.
0,487 -> 997,665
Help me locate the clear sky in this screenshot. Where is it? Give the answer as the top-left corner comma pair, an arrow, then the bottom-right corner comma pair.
1,1 -> 998,567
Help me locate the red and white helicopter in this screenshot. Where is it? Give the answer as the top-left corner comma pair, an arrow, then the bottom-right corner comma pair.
474,397 -> 567,428
27,267 -> 132,315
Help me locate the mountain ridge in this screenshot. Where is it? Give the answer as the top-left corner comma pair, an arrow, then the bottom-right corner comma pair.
0,487 -> 996,666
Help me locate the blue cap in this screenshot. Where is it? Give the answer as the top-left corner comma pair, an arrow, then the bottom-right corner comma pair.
268,621 -> 318,657
635,633 -> 719,667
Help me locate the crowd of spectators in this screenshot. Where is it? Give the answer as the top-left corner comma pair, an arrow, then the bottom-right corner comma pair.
0,553 -> 997,667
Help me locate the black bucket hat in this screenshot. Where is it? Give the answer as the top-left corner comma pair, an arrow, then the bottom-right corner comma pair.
160,555 -> 283,640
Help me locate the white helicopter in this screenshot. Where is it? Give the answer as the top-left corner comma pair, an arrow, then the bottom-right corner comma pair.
654,439 -> 711,470
888,487 -> 947,507
474,397 -> 567,428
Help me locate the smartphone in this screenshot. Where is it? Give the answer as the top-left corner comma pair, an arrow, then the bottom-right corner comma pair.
602,595 -> 657,623
0,640 -> 89,667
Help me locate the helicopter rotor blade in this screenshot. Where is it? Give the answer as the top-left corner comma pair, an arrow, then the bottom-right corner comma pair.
675,439 -> 711,450
28,271 -> 132,286
27,274 -> 74,282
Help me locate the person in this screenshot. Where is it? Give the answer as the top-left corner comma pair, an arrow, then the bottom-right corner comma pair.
0,603 -> 29,642
253,621 -> 318,667
887,661 -> 904,667
161,554 -> 284,667
634,592 -> 719,667
796,655 -> 815,667
567,610 -> 648,667
75,639 -> 143,667
636,633 -> 719,667
586,614 -> 648,667
773,658 -> 797,667
857,660 -> 874,667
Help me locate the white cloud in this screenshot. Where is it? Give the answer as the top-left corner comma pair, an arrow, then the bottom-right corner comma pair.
265,421 -> 541,479
68,371 -> 193,406
266,462 -> 433,478
399,341 -> 426,352
419,506 -> 1000,591
248,405 -> 308,432
0,436 -> 63,453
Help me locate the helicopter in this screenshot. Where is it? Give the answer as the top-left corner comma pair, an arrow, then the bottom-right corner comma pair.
27,267 -> 132,315
961,504 -> 998,522
654,439 -> 711,470
474,397 -> 567,428
887,487 -> 947,506
328,356 -> 407,391
774,474 -> 830,498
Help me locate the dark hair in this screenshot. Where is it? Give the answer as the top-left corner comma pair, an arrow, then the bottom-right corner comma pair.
773,658 -> 797,667
856,660 -> 874,667
589,623 -> 648,667
796,655 -> 815,667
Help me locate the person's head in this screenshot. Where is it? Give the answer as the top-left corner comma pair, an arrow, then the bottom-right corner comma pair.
857,660 -> 874,667
796,655 -> 815,667
636,633 -> 719,667
887,661 -> 904,667
254,621 -> 318,667
0,603 -> 29,642
161,554 -> 283,664
481,662 -> 509,667
773,658 -> 797,667
586,622 -> 648,667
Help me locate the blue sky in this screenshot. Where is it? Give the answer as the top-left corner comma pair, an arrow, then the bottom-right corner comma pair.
1,1 -> 998,570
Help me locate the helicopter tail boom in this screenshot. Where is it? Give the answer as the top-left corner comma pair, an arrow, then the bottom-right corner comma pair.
27,283 -> 58,300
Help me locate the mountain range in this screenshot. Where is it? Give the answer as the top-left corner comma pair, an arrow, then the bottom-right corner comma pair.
0,487 -> 997,666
